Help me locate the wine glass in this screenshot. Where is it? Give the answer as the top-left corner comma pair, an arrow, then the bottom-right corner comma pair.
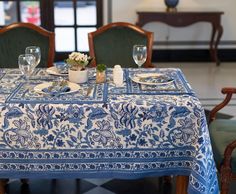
18,54 -> 36,83
132,45 -> 147,73
25,46 -> 41,68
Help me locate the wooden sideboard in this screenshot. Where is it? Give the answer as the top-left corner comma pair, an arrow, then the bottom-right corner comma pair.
136,11 -> 224,65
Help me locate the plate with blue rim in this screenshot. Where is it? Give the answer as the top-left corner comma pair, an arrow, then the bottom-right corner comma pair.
130,73 -> 174,85
34,80 -> 80,96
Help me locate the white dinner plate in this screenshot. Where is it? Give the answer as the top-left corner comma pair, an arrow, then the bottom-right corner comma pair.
34,81 -> 80,95
46,66 -> 68,76
130,73 -> 174,85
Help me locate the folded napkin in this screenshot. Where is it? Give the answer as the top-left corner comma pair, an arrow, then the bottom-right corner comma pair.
136,74 -> 173,84
42,80 -> 70,97
141,84 -> 178,91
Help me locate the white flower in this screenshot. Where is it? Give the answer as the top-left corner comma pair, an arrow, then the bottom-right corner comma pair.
68,52 -> 77,60
69,52 -> 89,63
66,52 -> 92,71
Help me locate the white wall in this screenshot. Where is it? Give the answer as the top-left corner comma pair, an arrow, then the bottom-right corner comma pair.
104,0 -> 236,49
0,2 -> 4,25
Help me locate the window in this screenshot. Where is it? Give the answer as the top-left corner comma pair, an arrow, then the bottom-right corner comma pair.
0,0 -> 103,61
0,1 -> 40,26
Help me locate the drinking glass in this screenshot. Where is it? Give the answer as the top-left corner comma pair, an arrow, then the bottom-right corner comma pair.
132,45 -> 147,72
25,46 -> 41,68
18,54 -> 36,82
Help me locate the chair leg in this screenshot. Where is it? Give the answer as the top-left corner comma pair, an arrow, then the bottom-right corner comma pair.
0,179 -> 7,194
163,176 -> 172,184
220,164 -> 232,194
1,179 -> 9,185
176,176 -> 188,194
21,179 -> 29,184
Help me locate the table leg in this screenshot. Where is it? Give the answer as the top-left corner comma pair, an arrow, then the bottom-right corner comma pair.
176,176 -> 188,194
0,180 -> 6,194
21,179 -> 29,184
210,24 -> 223,66
215,25 -> 223,66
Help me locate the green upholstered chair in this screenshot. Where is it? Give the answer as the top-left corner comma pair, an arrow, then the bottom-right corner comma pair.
209,87 -> 236,194
88,22 -> 154,68
0,22 -> 55,68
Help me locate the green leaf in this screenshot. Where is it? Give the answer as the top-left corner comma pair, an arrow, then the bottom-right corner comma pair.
96,64 -> 106,72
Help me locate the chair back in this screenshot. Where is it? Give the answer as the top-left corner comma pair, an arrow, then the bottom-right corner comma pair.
0,22 -> 55,68
88,22 -> 153,68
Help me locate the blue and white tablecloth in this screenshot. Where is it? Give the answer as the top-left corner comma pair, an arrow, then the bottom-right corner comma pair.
0,68 -> 219,194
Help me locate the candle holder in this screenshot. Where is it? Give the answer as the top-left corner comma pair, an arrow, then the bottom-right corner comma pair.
96,64 -> 106,84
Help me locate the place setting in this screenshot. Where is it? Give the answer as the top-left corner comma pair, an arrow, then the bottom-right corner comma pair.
8,50 -> 105,103
128,45 -> 179,93
131,45 -> 173,86
14,50 -> 73,100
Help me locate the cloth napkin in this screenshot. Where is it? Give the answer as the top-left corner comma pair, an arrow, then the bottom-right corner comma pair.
42,85 -> 70,97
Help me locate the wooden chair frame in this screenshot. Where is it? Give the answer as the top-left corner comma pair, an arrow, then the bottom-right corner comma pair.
209,87 -> 236,194
0,22 -> 55,67
88,22 -> 154,68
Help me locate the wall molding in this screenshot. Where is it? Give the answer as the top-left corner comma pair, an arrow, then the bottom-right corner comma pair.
154,40 -> 236,46
152,49 -> 236,62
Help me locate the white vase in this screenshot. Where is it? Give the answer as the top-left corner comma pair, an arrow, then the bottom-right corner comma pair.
68,69 -> 88,84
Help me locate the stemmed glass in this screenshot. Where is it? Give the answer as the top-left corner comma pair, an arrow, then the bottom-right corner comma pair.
132,45 -> 147,73
18,54 -> 36,83
25,46 -> 41,68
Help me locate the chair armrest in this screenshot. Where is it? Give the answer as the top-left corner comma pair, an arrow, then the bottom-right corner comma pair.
221,139 -> 236,172
209,87 -> 236,123
222,87 -> 236,94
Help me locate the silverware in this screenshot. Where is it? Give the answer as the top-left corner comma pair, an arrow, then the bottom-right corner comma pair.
22,86 -> 33,98
86,86 -> 93,96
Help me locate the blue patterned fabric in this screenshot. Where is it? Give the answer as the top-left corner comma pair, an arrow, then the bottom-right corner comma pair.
0,68 -> 219,194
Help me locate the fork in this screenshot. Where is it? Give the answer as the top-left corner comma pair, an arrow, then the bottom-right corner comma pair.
86,86 -> 93,96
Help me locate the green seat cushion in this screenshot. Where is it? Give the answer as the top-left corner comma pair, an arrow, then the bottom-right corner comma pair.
0,27 -> 50,68
209,119 -> 236,171
93,27 -> 148,68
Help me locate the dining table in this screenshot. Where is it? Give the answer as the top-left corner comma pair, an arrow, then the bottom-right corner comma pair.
0,67 -> 219,194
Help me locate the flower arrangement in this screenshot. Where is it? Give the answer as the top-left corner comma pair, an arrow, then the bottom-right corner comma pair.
65,52 -> 92,71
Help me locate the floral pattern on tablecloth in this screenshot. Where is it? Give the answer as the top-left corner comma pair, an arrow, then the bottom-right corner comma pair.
0,68 -> 218,194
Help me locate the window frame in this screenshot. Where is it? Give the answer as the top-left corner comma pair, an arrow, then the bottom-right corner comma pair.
0,0 -> 103,61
